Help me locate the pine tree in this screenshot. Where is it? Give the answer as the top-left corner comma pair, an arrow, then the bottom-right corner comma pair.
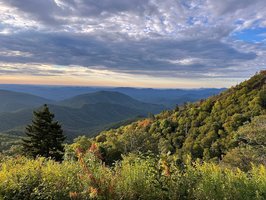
22,104 -> 66,161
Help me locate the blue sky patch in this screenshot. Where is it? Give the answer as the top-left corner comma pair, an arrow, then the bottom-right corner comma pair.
233,27 -> 266,43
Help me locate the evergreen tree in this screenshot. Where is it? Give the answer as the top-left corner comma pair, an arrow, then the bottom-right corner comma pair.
22,104 -> 66,161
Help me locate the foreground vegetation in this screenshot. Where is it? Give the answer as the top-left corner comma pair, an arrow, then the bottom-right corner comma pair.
0,150 -> 265,200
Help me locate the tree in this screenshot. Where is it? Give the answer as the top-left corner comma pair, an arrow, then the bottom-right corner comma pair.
22,104 -> 66,161
222,115 -> 266,170
258,90 -> 266,108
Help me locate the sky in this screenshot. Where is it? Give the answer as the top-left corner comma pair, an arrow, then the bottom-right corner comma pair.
0,0 -> 266,88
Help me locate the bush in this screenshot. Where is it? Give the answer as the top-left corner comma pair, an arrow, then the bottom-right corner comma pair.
0,156 -> 81,200
0,153 -> 265,199
113,154 -> 161,200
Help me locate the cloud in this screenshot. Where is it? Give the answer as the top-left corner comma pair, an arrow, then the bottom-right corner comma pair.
0,0 -> 265,86
0,31 -> 258,77
208,0 -> 262,15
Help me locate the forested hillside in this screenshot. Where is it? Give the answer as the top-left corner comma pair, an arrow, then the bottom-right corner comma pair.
91,71 -> 266,167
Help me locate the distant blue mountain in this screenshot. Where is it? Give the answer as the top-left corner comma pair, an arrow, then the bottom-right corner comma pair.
0,84 -> 225,107
109,87 -> 226,107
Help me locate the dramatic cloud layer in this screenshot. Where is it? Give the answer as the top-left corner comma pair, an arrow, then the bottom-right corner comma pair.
0,0 -> 265,87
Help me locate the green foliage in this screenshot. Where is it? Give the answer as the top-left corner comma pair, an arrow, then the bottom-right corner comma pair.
0,133 -> 22,153
0,153 -> 265,200
22,104 -> 66,161
0,157 -> 81,200
191,163 -> 266,200
258,90 -> 266,108
222,115 -> 266,171
113,154 -> 162,199
64,135 -> 92,161
92,72 -> 266,164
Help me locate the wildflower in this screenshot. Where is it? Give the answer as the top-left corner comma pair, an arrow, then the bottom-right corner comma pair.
89,187 -> 98,198
161,160 -> 171,177
89,143 -> 103,160
69,191 -> 79,199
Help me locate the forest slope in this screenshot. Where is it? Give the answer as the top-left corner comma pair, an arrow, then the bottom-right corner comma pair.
93,71 -> 266,166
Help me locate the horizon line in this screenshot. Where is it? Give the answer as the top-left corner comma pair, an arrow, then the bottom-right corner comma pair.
0,83 -> 227,90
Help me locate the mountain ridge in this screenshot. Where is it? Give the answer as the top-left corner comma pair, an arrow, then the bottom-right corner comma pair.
0,89 -> 53,113
0,84 -> 225,107
59,90 -> 165,112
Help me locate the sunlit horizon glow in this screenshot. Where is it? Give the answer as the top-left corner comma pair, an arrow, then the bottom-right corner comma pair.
0,73 -> 246,88
0,0 -> 265,88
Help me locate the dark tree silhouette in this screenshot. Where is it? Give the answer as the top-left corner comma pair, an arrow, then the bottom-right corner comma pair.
22,104 -> 66,161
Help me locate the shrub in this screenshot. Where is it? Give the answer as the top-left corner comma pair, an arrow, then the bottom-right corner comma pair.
0,153 -> 265,200
0,156 -> 80,200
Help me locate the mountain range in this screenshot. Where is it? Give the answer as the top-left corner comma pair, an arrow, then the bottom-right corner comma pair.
0,86 -> 224,140
0,84 -> 225,107
0,90 -> 166,138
